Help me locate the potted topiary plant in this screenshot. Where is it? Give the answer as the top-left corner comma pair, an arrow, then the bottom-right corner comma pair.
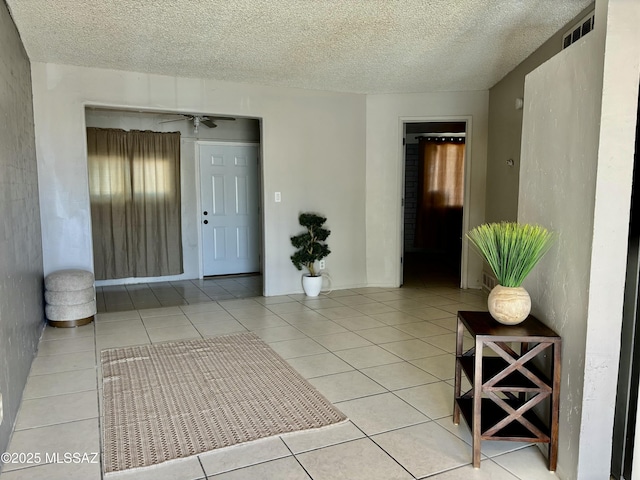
291,213 -> 331,296
467,222 -> 554,325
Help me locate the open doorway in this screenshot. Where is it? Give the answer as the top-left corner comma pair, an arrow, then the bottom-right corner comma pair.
612,87 -> 640,480
402,121 -> 467,287
84,107 -> 263,288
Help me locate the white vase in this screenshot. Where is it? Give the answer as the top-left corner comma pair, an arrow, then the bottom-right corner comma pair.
302,274 -> 323,297
487,285 -> 531,325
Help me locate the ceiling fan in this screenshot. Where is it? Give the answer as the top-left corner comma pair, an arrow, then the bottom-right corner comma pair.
159,114 -> 236,133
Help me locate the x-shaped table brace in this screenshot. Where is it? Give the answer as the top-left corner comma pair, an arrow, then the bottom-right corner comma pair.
480,341 -> 553,440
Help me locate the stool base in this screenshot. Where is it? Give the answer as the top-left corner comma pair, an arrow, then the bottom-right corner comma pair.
47,316 -> 94,328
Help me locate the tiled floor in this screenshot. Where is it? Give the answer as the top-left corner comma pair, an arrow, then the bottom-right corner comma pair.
0,271 -> 559,479
96,275 -> 263,312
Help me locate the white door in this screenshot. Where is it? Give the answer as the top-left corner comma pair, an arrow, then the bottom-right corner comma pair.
199,143 -> 260,276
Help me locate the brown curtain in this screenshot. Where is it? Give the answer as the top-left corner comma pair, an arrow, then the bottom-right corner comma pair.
87,128 -> 183,280
414,137 -> 465,250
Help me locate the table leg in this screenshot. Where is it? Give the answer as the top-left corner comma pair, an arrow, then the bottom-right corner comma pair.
472,337 -> 483,468
453,316 -> 464,424
549,341 -> 561,471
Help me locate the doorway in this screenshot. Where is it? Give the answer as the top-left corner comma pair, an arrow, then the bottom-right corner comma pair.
402,121 -> 467,286
198,142 -> 261,277
612,88 -> 640,480
85,107 -> 262,285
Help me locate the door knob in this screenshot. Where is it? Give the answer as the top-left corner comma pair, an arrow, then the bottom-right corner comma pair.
203,211 -> 208,215
203,220 -> 208,224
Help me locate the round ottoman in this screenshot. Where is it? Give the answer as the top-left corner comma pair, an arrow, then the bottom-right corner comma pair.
45,269 -> 96,327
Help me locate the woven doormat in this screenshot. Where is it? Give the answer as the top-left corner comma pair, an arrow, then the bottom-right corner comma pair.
101,333 -> 346,474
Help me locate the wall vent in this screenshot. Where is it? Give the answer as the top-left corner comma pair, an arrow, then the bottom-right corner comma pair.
562,10 -> 595,49
482,271 -> 497,293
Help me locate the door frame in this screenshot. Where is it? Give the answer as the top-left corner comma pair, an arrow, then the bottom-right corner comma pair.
399,116 -> 472,288
195,140 -> 264,282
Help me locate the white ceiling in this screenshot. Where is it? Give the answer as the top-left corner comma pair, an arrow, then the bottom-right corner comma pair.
6,0 -> 592,94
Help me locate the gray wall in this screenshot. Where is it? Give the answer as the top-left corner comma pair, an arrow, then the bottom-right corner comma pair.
519,35 -> 600,479
0,0 -> 45,457
519,0 -> 640,476
486,4 -> 595,222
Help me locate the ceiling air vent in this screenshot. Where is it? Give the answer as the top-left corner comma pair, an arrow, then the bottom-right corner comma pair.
563,10 -> 595,49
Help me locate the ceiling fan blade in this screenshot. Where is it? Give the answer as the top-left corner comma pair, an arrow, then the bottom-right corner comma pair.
200,118 -> 218,128
158,118 -> 187,124
205,116 -> 236,122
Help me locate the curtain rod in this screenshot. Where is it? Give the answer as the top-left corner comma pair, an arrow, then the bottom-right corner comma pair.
416,134 -> 465,144
414,132 -> 466,137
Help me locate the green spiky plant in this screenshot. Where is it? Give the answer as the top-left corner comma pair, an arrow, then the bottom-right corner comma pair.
291,213 -> 331,277
466,222 -> 554,288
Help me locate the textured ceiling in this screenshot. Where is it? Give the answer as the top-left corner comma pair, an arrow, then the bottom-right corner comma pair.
6,0 -> 592,94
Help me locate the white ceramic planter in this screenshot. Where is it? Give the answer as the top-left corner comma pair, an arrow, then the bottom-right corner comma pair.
302,274 -> 323,297
487,285 -> 531,325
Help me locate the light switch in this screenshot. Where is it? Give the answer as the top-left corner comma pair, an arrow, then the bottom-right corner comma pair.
275,192 -> 281,203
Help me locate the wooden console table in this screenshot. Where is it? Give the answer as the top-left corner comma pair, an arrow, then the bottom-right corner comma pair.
453,310 -> 561,470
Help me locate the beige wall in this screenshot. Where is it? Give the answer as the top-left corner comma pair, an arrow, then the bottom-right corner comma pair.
0,1 -> 44,454
519,0 -> 640,477
33,64 -> 492,295
365,91 -> 489,289
31,64 -> 367,296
